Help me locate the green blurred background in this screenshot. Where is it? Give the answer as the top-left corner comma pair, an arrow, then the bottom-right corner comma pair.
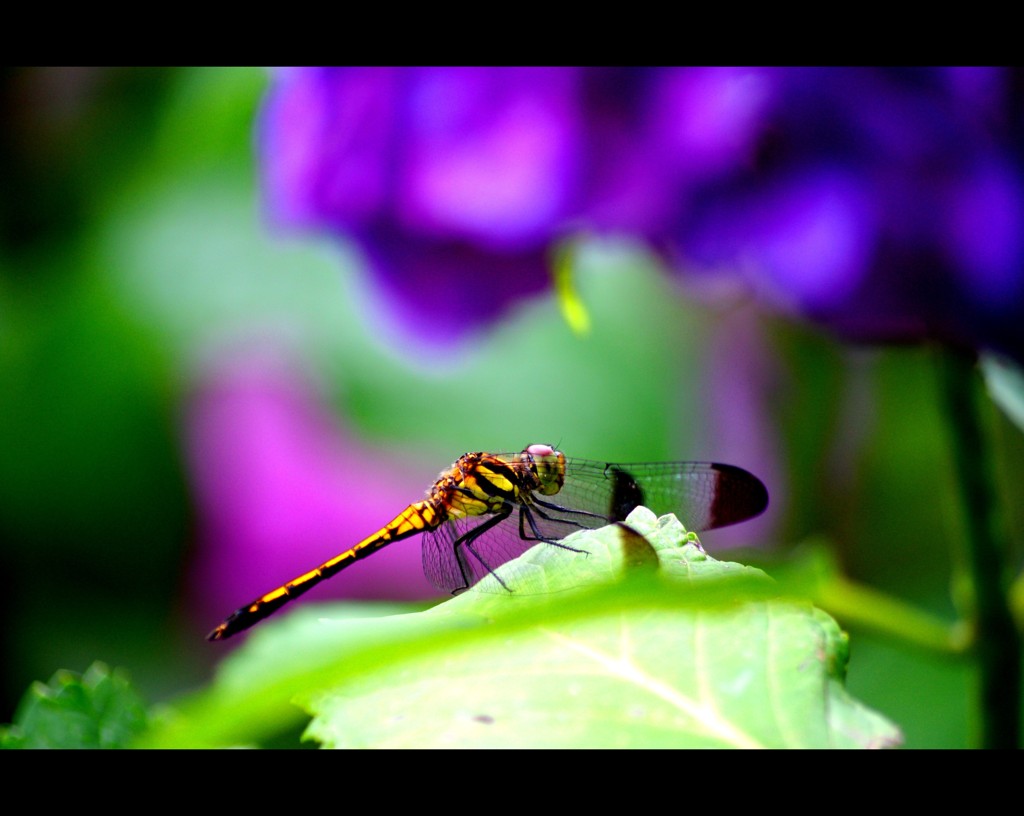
2,67 -> 1021,747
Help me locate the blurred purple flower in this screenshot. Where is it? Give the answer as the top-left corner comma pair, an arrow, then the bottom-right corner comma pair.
680,67 -> 1024,363
261,66 -> 1024,363
185,355 -> 439,635
259,67 -> 770,345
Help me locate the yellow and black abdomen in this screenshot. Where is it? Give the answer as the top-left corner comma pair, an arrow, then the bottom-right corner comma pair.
207,499 -> 444,640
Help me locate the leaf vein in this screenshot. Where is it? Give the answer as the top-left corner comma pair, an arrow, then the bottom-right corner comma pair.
540,627 -> 764,749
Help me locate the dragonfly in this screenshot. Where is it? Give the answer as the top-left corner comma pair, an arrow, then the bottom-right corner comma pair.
207,443 -> 768,641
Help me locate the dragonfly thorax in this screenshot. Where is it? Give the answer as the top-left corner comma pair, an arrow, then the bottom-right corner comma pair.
429,451 -> 521,521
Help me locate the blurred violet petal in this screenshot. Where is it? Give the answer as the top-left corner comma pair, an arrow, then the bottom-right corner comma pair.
745,167 -> 877,313
941,155 -> 1024,309
681,167 -> 876,316
942,66 -> 1007,119
261,67 -> 401,228
581,126 -> 677,237
397,67 -> 581,248
649,67 -> 773,183
355,222 -> 551,347
186,357 -> 439,635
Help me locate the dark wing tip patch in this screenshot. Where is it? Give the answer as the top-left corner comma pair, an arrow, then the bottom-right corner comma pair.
708,464 -> 769,529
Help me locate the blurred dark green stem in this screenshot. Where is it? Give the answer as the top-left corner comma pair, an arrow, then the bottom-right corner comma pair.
939,351 -> 1020,748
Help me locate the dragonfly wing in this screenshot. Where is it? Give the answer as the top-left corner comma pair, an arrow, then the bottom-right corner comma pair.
421,514 -> 538,594
559,459 -> 768,532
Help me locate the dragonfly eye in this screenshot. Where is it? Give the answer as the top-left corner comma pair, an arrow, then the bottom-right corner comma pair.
523,444 -> 566,496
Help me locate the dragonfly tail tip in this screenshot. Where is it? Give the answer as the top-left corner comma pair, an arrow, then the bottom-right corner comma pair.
206,624 -> 229,642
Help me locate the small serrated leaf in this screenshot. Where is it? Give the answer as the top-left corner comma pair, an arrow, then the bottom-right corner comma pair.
1,662 -> 148,749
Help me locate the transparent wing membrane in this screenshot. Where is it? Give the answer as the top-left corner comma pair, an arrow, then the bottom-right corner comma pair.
559,459 -> 769,532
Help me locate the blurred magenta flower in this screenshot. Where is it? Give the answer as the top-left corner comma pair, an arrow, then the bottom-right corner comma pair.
261,66 -> 1024,363
186,355 -> 439,635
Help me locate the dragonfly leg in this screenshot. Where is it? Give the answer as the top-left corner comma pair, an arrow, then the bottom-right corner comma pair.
518,505 -> 589,554
449,504 -> 514,592
532,496 -> 609,524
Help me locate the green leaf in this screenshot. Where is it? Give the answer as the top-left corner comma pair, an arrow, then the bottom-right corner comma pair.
300,512 -> 900,748
1,662 -> 148,749
142,508 -> 901,748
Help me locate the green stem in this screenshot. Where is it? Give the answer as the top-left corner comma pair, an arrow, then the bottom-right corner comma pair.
815,575 -> 969,655
938,350 -> 1020,749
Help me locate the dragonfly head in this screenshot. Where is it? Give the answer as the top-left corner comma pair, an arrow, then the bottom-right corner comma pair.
522,443 -> 566,496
